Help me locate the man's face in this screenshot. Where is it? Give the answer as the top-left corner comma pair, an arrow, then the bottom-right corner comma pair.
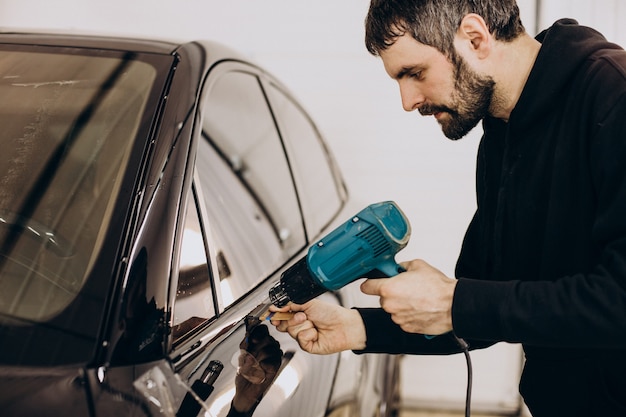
380,33 -> 495,140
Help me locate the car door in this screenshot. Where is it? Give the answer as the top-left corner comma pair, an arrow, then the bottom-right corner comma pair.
168,62 -> 344,417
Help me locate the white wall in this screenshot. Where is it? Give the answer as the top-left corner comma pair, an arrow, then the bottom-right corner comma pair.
538,0 -> 626,46
0,0 -> 623,414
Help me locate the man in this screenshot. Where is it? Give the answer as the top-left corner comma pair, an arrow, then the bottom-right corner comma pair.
271,1 -> 626,415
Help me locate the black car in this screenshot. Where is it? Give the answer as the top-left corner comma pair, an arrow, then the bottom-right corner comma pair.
0,32 -> 397,417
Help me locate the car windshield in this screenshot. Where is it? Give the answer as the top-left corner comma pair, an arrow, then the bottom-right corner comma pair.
0,46 -> 160,365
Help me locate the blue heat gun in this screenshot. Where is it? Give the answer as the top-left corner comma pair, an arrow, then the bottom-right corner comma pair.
269,201 -> 411,307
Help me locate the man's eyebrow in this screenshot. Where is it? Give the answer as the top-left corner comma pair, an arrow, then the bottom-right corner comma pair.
392,65 -> 420,80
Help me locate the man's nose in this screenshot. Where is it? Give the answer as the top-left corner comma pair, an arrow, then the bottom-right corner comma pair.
399,81 -> 425,112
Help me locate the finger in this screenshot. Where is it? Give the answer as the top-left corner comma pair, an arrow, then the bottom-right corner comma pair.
287,319 -> 314,341
360,278 -> 386,295
273,312 -> 309,334
273,319 -> 290,332
398,261 -> 411,271
396,259 -> 426,272
271,310 -> 306,329
296,327 -> 319,351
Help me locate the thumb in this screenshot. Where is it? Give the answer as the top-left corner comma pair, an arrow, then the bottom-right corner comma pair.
360,278 -> 386,296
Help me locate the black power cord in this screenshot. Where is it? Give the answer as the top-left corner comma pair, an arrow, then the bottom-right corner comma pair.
452,334 -> 473,417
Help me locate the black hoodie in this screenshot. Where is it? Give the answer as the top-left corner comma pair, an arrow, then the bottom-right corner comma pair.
357,19 -> 626,416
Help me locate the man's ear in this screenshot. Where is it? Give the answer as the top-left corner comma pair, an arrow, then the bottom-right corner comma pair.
454,13 -> 492,60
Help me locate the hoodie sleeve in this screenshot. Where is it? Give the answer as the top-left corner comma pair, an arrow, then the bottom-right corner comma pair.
353,308 -> 494,355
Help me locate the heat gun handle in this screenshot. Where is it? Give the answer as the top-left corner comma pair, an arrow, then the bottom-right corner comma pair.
378,261 -> 405,277
380,262 -> 434,340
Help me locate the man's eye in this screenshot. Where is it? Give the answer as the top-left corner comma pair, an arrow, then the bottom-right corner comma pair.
410,71 -> 423,80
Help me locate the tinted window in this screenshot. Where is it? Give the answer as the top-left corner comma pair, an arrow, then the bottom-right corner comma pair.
0,47 -> 167,366
0,51 -> 155,322
266,83 -> 344,237
195,137 -> 282,305
198,70 -> 304,306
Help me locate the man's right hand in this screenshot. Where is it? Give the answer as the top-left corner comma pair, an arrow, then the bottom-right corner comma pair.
269,299 -> 367,354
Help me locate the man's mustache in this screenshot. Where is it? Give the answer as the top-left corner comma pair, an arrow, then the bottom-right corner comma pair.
418,104 -> 454,116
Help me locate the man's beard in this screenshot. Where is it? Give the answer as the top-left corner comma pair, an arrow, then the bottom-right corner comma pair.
419,55 -> 495,140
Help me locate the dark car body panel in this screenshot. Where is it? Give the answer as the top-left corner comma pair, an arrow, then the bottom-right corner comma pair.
0,31 -> 390,417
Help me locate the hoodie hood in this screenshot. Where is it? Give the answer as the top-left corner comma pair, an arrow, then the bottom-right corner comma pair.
509,18 -> 623,128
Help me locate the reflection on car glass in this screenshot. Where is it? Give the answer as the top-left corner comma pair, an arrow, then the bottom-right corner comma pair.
0,50 -> 156,330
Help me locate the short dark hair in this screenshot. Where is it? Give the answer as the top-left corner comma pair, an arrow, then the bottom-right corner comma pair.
365,0 -> 525,59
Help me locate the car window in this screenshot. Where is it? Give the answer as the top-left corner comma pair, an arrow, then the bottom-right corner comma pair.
172,188 -> 215,342
198,70 -> 305,306
0,50 -> 156,323
265,83 -> 344,237
196,136 -> 287,306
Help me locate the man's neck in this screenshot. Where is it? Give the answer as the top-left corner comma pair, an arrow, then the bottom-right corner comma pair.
490,33 -> 541,121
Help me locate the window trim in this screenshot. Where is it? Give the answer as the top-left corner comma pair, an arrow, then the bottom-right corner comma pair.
191,170 -> 225,313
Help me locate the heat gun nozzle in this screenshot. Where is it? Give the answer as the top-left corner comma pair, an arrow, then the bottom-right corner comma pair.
269,282 -> 291,308
269,256 -> 326,307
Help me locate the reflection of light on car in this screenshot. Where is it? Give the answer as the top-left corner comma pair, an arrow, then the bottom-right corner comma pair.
180,227 -> 237,305
272,363 -> 300,400
205,363 -> 301,417
207,386 -> 235,417
179,229 -> 205,268
220,280 -> 235,305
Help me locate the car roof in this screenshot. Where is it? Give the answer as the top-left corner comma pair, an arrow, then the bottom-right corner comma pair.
0,29 -> 251,67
